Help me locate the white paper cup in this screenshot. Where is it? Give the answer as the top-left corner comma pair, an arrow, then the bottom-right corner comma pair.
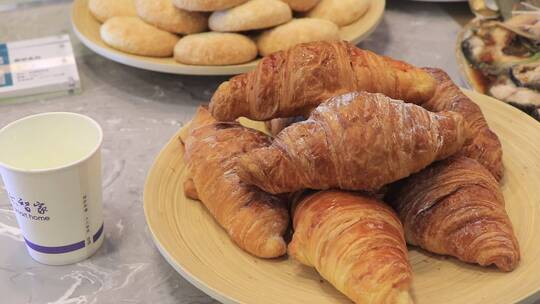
0,112 -> 104,265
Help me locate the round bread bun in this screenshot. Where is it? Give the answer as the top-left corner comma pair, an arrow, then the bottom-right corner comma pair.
257,18 -> 340,56
281,0 -> 320,12
172,0 -> 249,12
307,0 -> 371,27
100,17 -> 179,57
209,0 -> 292,32
135,0 -> 207,34
174,32 -> 257,65
89,0 -> 137,23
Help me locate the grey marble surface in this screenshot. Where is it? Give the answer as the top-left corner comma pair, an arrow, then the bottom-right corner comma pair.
0,1 -> 472,303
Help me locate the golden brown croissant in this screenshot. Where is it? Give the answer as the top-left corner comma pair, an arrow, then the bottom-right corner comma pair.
237,91 -> 466,194
387,156 -> 519,272
182,107 -> 289,258
421,68 -> 503,180
289,190 -> 413,304
178,105 -> 216,144
209,40 -> 438,121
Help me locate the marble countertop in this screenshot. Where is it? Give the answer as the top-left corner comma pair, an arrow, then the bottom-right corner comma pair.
0,1 -> 473,303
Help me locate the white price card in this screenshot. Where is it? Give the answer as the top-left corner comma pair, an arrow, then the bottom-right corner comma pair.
0,34 -> 81,100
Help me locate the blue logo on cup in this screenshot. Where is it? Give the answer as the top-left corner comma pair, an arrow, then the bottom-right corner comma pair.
24,224 -> 104,254
8,193 -> 50,221
8,192 -> 104,254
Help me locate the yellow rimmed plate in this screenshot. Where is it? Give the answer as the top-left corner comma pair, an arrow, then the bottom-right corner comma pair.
71,0 -> 385,76
144,90 -> 540,304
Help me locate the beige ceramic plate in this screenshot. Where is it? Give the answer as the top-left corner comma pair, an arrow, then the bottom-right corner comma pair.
71,0 -> 385,75
144,90 -> 540,304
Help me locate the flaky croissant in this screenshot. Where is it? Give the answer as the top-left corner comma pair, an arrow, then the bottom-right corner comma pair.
289,190 -> 413,304
387,156 -> 520,272
182,107 -> 289,258
210,40 -> 437,121
421,68 -> 503,180
237,91 -> 466,194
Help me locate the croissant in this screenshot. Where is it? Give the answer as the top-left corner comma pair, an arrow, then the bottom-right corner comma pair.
237,91 -> 466,194
420,68 -> 503,180
386,156 -> 520,272
289,190 -> 413,304
209,40 -> 438,121
182,107 -> 289,258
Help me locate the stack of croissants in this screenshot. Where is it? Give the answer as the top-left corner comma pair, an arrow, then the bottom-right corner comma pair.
178,41 -> 520,304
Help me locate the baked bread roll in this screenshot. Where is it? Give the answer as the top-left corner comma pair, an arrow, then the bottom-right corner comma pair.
172,0 -> 248,12
421,67 -> 503,181
281,0 -> 319,12
307,0 -> 371,27
100,17 -> 179,57
289,190 -> 413,304
174,32 -> 257,65
182,107 -> 289,258
257,18 -> 339,56
210,41 -> 438,121
135,0 -> 207,34
387,156 -> 520,272
237,91 -> 466,194
89,0 -> 137,23
209,0 -> 292,32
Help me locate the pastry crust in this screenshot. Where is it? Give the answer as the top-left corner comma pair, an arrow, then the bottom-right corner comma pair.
182,107 -> 289,258
257,18 -> 340,56
172,0 -> 248,12
89,0 -> 137,23
100,17 -> 179,57
387,156 -> 520,272
421,67 -> 504,181
281,0 -> 320,12
209,0 -> 292,32
210,41 -> 438,121
183,178 -> 199,200
135,0 -> 207,34
237,91 -> 466,194
289,191 -> 413,304
307,0 -> 371,27
174,32 -> 257,65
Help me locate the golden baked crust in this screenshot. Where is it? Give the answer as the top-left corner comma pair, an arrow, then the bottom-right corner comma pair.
257,18 -> 339,56
172,0 -> 248,11
209,0 -> 292,32
135,0 -> 207,34
183,178 -> 198,200
387,156 -> 520,272
307,0 -> 371,27
289,191 -> 413,304
174,32 -> 257,65
236,91 -> 466,194
100,17 -> 179,57
210,41 -> 438,121
89,0 -> 137,23
281,0 -> 320,12
182,107 -> 289,258
421,67 -> 504,181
